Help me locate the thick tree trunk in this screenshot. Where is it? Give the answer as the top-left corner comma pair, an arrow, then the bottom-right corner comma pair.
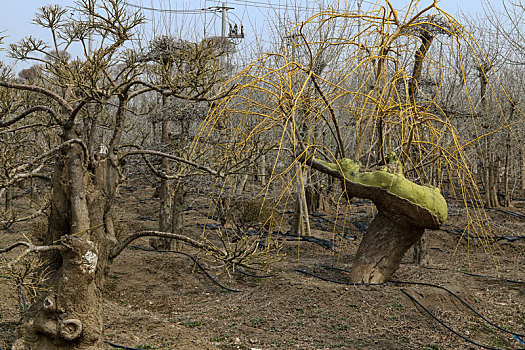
349,210 -> 424,284
13,133 -> 119,349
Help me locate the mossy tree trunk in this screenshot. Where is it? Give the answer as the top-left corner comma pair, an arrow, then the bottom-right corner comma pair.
306,158 -> 446,284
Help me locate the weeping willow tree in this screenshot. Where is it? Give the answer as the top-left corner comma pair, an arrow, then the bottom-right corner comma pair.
198,0 -> 511,283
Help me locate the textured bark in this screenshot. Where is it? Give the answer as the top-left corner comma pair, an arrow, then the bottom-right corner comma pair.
291,168 -> 311,236
488,155 -> 500,208
5,187 -> 13,213
13,128 -> 120,349
504,137 -> 512,207
235,174 -> 249,195
170,183 -> 186,249
349,210 -> 424,283
413,233 -> 430,266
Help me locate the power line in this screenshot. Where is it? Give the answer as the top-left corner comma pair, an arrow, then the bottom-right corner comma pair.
214,0 -> 377,11
122,1 -> 218,14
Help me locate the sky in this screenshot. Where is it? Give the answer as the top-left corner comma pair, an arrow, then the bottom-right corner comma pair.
0,0 -> 503,71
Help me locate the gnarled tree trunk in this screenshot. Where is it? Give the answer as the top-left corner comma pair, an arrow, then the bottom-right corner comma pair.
13,127 -> 120,350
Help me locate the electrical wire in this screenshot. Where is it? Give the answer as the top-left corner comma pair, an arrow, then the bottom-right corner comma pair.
298,266 -> 525,348
122,0 -> 213,14
401,289 -> 525,350
390,280 -> 525,338
211,0 -> 378,11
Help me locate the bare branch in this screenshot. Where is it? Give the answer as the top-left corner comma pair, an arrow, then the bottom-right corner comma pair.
110,231 -> 218,259
0,105 -> 58,128
0,80 -> 73,113
0,241 -> 66,268
122,149 -> 222,177
0,203 -> 48,227
0,242 -> 31,254
5,139 -> 88,186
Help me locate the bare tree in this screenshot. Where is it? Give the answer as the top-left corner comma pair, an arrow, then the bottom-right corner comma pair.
0,1 -> 271,348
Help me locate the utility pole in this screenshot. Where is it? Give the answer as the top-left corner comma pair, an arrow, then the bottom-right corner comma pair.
206,3 -> 244,40
222,2 -> 227,38
88,0 -> 93,55
209,2 -> 233,38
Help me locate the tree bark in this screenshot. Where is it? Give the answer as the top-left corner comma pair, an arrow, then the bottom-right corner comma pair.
349,209 -> 424,284
5,187 -> 13,213
151,116 -> 172,250
170,182 -> 186,249
504,135 -> 512,207
488,154 -> 500,208
291,167 -> 311,236
413,233 -> 429,266
522,148 -> 525,192
13,127 -> 120,349
235,174 -> 249,195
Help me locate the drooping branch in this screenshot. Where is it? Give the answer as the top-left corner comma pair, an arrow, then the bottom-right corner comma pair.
110,231 -> 219,259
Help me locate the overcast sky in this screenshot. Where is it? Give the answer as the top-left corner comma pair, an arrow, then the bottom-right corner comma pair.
0,0 -> 503,71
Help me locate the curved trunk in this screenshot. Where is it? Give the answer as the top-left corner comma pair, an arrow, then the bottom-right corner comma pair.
13,135 -> 119,350
349,209 -> 424,284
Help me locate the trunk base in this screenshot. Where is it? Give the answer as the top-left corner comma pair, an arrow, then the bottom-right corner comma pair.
349,210 -> 424,284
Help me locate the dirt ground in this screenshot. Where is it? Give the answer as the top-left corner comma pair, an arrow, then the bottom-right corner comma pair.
1,182 -> 524,350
